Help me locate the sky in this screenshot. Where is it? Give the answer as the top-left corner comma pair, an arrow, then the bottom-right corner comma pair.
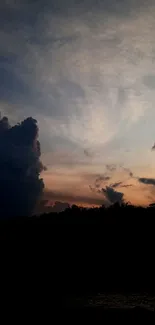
1,0 -> 155,210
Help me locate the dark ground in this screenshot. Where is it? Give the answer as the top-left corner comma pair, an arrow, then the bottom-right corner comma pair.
1,206 -> 155,319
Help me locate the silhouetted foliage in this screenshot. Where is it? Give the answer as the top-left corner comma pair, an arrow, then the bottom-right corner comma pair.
1,201 -> 155,308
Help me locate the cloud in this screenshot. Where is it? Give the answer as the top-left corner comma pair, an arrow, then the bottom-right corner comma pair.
0,115 -> 45,218
109,181 -> 133,189
106,164 -> 117,172
106,164 -> 134,179
138,177 -> 155,186
95,175 -> 110,186
151,143 -> 155,150
84,149 -> 93,158
90,168 -> 133,196
89,174 -> 111,192
101,186 -> 124,205
0,1 -> 150,18
122,167 -> 133,178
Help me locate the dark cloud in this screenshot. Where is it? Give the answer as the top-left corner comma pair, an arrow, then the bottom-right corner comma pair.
84,149 -> 90,157
106,164 -> 117,172
0,115 -> 45,218
138,177 -> 155,186
1,0 -> 150,18
89,185 -> 96,193
90,173 -> 125,205
84,149 -> 94,158
90,174 -> 128,196
151,143 -> 155,150
96,175 -> 110,183
101,186 -> 124,205
149,202 -> 155,207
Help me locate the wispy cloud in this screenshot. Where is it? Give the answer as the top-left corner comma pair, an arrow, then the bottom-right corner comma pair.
106,164 -> 117,172
110,181 -> 122,188
120,184 -> 133,188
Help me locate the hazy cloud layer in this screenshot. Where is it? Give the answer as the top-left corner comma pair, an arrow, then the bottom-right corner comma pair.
44,189 -> 106,207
